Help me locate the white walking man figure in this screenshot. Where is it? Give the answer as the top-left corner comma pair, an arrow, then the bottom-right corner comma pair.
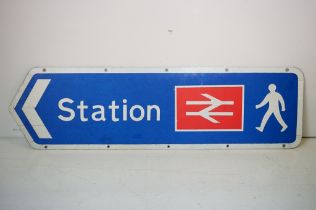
255,84 -> 288,132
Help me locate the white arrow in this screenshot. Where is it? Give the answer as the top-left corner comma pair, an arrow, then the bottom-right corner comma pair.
22,79 -> 52,139
186,94 -> 234,123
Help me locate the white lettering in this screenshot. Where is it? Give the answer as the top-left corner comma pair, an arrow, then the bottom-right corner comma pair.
122,99 -> 128,121
147,105 -> 161,121
58,98 -> 75,121
77,101 -> 88,122
130,105 -> 145,121
57,98 -> 161,123
109,100 -> 119,122
92,105 -> 106,121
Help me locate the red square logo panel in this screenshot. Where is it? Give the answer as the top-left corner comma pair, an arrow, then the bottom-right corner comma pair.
175,86 -> 244,131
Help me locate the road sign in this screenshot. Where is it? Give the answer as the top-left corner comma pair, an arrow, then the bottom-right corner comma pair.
10,67 -> 303,149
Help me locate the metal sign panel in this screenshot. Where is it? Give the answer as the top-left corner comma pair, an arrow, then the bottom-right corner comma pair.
10,67 -> 303,149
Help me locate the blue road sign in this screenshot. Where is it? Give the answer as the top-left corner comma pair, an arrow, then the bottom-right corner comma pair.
10,67 -> 303,149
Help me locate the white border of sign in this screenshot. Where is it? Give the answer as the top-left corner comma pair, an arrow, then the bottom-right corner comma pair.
9,67 -> 304,150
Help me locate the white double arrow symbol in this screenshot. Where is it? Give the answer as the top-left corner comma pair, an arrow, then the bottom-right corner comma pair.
186,94 -> 234,124
22,79 -> 52,139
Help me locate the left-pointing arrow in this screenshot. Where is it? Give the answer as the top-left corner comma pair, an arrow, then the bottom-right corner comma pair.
22,79 -> 52,139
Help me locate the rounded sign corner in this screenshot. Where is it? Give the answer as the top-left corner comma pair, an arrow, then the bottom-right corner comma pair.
27,139 -> 46,150
287,136 -> 302,149
29,67 -> 47,75
8,104 -> 15,115
289,67 -> 304,81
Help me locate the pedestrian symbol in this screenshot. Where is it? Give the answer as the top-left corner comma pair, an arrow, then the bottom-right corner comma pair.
256,84 -> 288,132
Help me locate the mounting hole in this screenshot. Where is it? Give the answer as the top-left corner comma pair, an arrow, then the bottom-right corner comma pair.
226,144 -> 229,148
165,68 -> 169,72
104,68 -> 108,72
225,68 -> 229,72
44,145 -> 48,149
107,145 -> 110,148
42,68 -> 46,72
282,144 -> 286,148
285,68 -> 290,72
167,145 -> 170,148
